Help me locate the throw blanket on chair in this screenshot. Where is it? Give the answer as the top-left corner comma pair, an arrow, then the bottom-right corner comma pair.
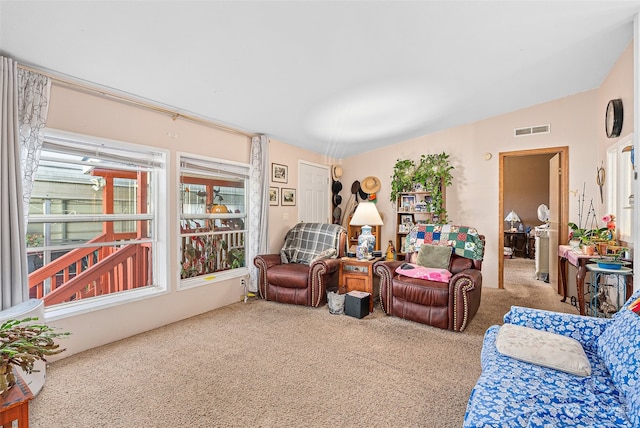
280,223 -> 345,265
405,224 -> 484,260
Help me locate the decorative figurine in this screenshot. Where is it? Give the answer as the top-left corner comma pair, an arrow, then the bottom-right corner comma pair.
386,240 -> 396,261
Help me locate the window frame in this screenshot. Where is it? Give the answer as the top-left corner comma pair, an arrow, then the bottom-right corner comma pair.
606,133 -> 634,244
177,152 -> 250,290
34,129 -> 169,321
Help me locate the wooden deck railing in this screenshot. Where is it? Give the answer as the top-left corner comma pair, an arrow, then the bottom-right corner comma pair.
28,233 -> 151,306
41,243 -> 151,306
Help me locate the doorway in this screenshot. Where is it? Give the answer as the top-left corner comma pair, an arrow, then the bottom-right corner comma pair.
499,147 -> 569,292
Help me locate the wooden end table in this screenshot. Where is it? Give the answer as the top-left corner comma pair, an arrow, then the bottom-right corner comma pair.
0,369 -> 33,428
338,257 -> 382,313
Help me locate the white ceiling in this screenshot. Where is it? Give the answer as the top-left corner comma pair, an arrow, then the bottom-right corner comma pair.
2,1 -> 640,159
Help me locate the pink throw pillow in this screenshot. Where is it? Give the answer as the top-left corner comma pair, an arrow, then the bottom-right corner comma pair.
395,263 -> 452,283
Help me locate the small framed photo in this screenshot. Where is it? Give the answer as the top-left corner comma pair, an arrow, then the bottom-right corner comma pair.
269,187 -> 279,206
401,195 -> 416,211
400,214 -> 414,225
282,188 -> 296,206
272,163 -> 288,183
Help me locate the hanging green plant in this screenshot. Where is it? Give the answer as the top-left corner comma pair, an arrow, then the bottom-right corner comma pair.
411,152 -> 454,223
389,158 -> 416,203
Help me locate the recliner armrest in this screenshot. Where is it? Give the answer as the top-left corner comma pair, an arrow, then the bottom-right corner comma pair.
253,254 -> 283,269
450,268 -> 482,286
309,257 -> 341,273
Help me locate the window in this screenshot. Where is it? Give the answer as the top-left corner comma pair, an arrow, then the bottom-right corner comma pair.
27,129 -> 168,310
178,154 -> 249,288
606,134 -> 634,243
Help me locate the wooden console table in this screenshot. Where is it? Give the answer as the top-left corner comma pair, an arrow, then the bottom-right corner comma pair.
558,245 -> 633,316
0,369 -> 33,428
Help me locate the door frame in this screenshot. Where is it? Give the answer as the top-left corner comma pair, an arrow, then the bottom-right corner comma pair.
498,146 -> 569,290
297,160 -> 331,223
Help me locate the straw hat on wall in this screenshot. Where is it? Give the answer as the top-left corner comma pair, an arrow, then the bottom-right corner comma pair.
361,176 -> 381,194
331,165 -> 343,181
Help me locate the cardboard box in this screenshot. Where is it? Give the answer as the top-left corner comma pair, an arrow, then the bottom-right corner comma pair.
345,291 -> 370,319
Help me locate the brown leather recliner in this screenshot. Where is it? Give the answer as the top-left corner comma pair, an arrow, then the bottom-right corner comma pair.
254,223 -> 347,307
373,236 -> 484,332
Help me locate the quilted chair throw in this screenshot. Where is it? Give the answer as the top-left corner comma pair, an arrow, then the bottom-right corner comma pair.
405,224 -> 484,260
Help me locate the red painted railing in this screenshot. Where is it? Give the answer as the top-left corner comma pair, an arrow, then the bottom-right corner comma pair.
28,233 -> 151,306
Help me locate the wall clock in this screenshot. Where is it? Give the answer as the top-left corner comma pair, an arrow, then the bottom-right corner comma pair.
605,98 -> 623,138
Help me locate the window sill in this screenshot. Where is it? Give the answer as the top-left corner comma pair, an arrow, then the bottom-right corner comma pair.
44,285 -> 167,322
178,267 -> 249,291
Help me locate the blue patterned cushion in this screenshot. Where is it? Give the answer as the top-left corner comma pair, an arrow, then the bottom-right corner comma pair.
464,297 -> 640,428
464,326 -> 631,427
597,308 -> 640,427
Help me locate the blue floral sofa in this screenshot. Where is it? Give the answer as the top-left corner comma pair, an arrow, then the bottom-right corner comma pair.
464,290 -> 640,427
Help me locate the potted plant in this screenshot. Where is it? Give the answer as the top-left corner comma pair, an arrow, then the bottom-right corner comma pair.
0,317 -> 69,395
413,152 -> 454,223
568,184 -> 607,252
389,158 -> 416,203
593,247 -> 630,269
390,153 -> 454,223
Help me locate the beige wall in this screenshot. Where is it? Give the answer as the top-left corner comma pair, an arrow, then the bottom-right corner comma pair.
45,84 -> 252,358
266,138 -> 335,252
597,40 -> 635,248
340,89 -> 600,288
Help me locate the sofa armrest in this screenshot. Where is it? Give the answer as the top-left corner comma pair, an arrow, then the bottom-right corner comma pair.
503,306 -> 611,353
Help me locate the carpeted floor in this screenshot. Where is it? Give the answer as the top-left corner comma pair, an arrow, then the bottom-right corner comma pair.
29,258 -> 576,427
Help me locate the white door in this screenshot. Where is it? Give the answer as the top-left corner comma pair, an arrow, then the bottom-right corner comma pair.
548,154 -> 560,293
298,162 -> 330,223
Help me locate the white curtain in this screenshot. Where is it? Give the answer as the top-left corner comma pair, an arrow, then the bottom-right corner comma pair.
17,67 -> 51,224
248,135 -> 269,293
0,58 -> 51,309
0,57 -> 28,308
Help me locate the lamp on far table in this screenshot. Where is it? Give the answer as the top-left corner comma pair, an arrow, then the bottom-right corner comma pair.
504,210 -> 521,232
350,202 -> 384,260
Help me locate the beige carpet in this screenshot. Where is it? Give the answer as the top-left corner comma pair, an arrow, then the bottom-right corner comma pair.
30,258 -> 576,427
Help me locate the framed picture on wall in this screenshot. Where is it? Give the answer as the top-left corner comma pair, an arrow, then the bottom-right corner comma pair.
282,188 -> 296,206
272,163 -> 288,183
269,187 -> 279,206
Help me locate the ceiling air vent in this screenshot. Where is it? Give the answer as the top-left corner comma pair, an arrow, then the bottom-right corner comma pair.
514,124 -> 550,137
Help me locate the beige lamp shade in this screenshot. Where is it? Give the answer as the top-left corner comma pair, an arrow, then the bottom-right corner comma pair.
350,202 -> 384,226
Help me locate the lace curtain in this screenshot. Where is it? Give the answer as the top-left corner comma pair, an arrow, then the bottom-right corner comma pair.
248,135 -> 269,293
18,67 -> 51,224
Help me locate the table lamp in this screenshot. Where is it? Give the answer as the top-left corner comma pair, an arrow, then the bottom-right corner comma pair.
349,202 -> 384,259
504,210 -> 521,232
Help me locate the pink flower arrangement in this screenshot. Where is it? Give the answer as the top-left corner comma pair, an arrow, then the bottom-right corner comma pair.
603,214 -> 616,231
